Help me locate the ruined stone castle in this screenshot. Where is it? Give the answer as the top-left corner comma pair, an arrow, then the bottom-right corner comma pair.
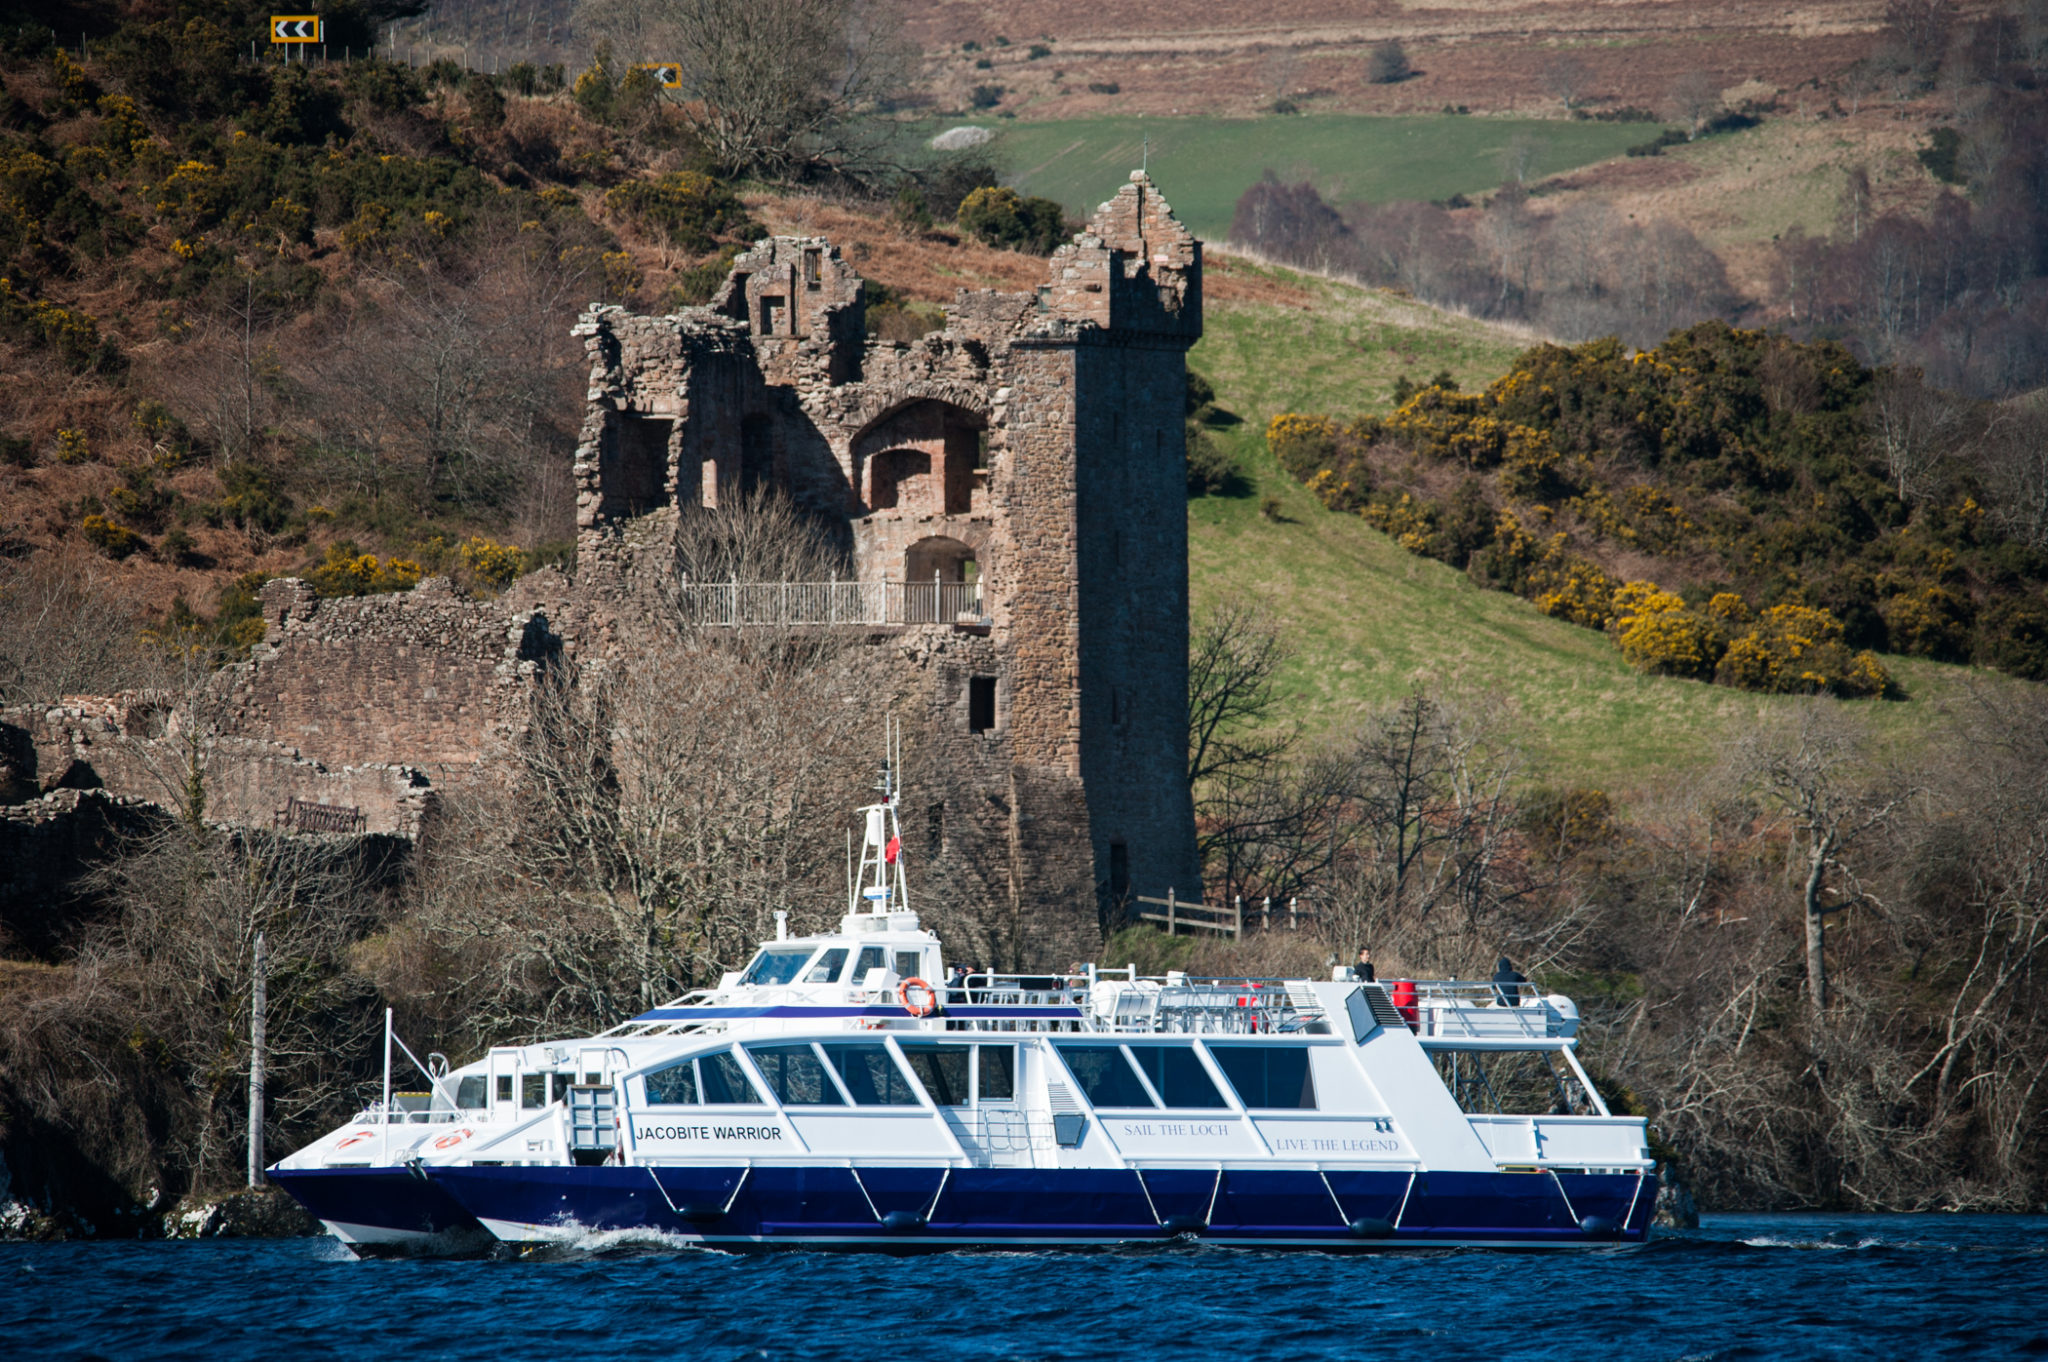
1,172 -> 1204,963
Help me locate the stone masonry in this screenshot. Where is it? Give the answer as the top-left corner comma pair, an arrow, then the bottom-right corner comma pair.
0,173 -> 1206,965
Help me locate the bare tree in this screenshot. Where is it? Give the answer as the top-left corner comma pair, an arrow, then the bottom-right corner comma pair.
1186,598 -> 1293,793
1669,70 -> 1723,140
407,496 -> 876,1037
1740,709 -> 1914,1015
1869,367 -> 1963,501
85,823 -> 383,1192
1540,53 -> 1592,111
0,552 -> 148,706
578,0 -> 912,178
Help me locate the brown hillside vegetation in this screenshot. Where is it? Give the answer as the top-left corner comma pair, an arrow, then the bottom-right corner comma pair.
907,0 -> 1899,118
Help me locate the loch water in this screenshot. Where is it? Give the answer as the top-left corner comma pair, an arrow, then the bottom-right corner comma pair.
5,1213 -> 2046,1361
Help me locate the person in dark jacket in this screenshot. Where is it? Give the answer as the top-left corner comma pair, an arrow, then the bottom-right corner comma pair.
1492,956 -> 1529,1006
1355,947 -> 1377,983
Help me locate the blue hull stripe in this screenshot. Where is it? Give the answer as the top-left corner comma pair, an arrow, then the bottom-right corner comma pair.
418,1165 -> 1652,1248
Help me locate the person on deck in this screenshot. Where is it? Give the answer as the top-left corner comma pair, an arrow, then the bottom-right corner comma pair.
1492,957 -> 1529,1006
1355,947 -> 1377,983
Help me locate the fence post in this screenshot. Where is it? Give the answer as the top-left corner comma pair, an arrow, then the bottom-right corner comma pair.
1262,896 -> 1270,931
933,569 -> 942,623
1166,887 -> 1176,935
1233,896 -> 1242,938
1289,897 -> 1298,931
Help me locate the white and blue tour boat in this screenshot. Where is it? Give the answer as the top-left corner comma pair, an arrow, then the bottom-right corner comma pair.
270,768 -> 1655,1253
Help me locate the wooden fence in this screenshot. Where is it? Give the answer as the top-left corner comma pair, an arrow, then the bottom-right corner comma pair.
1132,891 -> 1317,940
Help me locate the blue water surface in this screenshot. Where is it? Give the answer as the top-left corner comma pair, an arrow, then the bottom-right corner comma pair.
5,1214 -> 2046,1361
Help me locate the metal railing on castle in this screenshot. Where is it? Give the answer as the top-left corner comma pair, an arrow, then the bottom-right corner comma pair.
673,579 -> 985,626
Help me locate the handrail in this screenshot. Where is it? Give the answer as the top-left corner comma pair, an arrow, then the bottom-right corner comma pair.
672,578 -> 986,627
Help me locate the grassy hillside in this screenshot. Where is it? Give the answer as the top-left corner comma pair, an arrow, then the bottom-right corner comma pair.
983,114 -> 1659,240
1187,254 -> 2026,794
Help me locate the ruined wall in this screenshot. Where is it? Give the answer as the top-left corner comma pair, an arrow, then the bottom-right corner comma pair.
224,578 -> 554,782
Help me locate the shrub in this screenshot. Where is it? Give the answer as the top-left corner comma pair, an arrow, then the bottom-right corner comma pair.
1368,40 -> 1412,84
1087,81 -> 1120,95
1716,604 -> 1889,697
1881,585 -> 1973,662
1027,44 -> 1052,59
456,535 -> 528,589
55,428 -> 90,463
1977,595 -> 2048,681
969,84 -> 1004,110
0,434 -> 30,467
604,172 -> 757,256
956,185 -> 1067,254
1260,495 -> 1284,521
306,543 -> 422,597
1186,425 -> 1239,497
671,244 -> 743,307
1611,581 -> 1724,679
466,75 -> 507,130
81,513 -> 141,558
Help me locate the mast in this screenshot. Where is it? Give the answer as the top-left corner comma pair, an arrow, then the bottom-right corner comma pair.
853,718 -> 909,917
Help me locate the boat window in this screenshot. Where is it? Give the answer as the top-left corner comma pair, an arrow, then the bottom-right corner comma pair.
977,1046 -> 1015,1101
747,1043 -> 847,1106
1128,1045 -> 1227,1109
495,1075 -> 513,1105
852,945 -> 887,981
645,1058 -> 700,1105
897,1044 -> 970,1106
894,950 -> 922,979
1054,1044 -> 1157,1108
550,1074 -> 578,1104
822,1043 -> 920,1105
520,1074 -> 547,1109
741,947 -> 816,986
699,1049 -> 766,1105
806,947 -> 850,983
1208,1045 -> 1318,1110
456,1076 -> 487,1110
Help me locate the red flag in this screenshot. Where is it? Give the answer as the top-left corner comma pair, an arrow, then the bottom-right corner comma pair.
885,836 -> 901,864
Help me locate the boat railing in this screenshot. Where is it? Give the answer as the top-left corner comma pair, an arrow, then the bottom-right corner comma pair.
1392,979 -> 1576,1040
1090,977 -> 1330,1035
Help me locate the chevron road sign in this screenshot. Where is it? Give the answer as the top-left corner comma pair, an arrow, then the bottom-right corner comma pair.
269,15 -> 322,42
636,62 -> 683,88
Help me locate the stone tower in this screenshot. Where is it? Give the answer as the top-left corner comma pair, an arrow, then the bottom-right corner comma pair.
564,171 -> 1206,960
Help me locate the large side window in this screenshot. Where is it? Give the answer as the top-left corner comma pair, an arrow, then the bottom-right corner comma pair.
1055,1044 -> 1157,1109
699,1050 -> 765,1105
806,948 -> 849,983
645,1058 -> 700,1105
1208,1045 -> 1318,1110
521,1074 -> 547,1109
455,1076 -> 487,1110
852,946 -> 886,982
977,1046 -> 1015,1101
741,947 -> 815,986
898,1044 -> 970,1106
893,950 -> 923,979
1128,1045 -> 1227,1109
747,1044 -> 846,1106
822,1043 -> 920,1105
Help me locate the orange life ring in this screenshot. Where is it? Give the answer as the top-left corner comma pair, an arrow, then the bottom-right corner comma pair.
334,1130 -> 373,1151
898,976 -> 938,1018
431,1127 -> 474,1151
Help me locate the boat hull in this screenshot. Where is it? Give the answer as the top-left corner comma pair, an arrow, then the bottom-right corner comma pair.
427,1164 -> 1651,1251
268,1166 -> 495,1258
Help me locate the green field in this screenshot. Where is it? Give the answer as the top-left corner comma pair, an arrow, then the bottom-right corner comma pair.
1186,260 -> 2025,796
975,114 -> 1660,240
